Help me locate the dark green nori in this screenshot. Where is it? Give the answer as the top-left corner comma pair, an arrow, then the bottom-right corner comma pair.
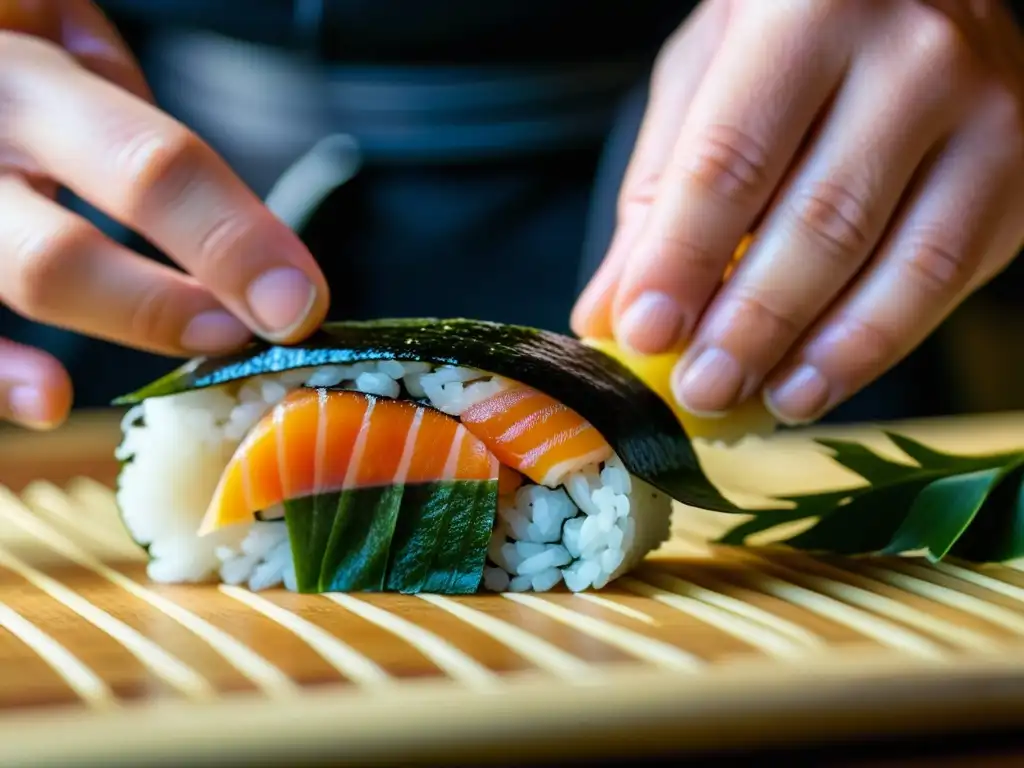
114,318 -> 738,513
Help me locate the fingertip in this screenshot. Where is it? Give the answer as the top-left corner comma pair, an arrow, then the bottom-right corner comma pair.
243,262 -> 329,345
1,349 -> 73,431
762,363 -> 831,426
571,252 -> 633,340
179,309 -> 253,355
570,279 -> 616,339
613,290 -> 687,355
8,384 -> 69,431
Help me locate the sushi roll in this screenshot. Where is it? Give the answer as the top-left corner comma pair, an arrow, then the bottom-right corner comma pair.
113,319 -> 770,595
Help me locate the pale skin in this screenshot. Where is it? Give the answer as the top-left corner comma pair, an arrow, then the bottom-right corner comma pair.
1,0 -> 1023,431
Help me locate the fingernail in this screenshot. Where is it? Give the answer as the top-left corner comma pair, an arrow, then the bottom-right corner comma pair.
181,310 -> 252,354
616,291 -> 686,354
672,347 -> 745,415
245,267 -> 317,340
7,385 -> 56,429
764,364 -> 831,425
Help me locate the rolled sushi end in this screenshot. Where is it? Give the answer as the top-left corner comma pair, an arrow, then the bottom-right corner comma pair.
114,359 -> 673,594
485,456 -> 671,593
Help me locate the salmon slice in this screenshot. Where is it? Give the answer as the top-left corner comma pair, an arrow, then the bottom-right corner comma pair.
200,388 -> 515,534
459,379 -> 613,488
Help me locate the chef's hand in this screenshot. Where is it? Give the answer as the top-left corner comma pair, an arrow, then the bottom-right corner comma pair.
572,0 -> 1024,425
0,1 -> 329,429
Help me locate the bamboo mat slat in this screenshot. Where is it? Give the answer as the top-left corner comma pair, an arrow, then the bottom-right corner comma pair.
0,410 -> 1023,765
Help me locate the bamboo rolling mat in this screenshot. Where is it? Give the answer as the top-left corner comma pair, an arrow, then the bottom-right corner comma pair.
1,410 -> 1024,765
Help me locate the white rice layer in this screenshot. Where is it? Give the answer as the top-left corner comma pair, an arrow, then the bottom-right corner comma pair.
115,361 -> 673,593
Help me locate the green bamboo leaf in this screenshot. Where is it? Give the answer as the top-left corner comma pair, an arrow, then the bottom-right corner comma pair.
882,467 -> 1007,560
716,509 -> 815,546
785,479 -> 934,555
716,490 -> 857,546
948,464 -> 1024,562
814,439 -> 919,484
884,431 -> 1020,472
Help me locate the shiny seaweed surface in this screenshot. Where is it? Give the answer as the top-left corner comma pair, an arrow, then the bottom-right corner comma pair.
114,318 -> 739,513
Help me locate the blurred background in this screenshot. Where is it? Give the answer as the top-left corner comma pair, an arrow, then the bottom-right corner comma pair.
2,0 -> 1023,425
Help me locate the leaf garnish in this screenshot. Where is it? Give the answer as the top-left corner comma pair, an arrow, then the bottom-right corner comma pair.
718,431 -> 1024,563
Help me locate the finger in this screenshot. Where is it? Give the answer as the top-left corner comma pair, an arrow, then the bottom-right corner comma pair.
0,174 -> 253,356
0,0 -> 150,101
0,0 -> 61,38
763,100 -> 1024,424
670,16 -> 968,415
57,0 -> 153,101
608,3 -> 852,355
1,37 -> 330,344
571,0 -> 728,340
0,337 -> 72,429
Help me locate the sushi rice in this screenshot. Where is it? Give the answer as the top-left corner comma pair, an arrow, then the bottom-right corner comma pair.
115,361 -> 673,594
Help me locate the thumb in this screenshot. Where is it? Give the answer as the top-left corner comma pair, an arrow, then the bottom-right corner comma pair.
570,0 -> 728,341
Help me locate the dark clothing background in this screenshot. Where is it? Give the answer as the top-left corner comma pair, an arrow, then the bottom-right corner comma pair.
1,0 -> 1022,422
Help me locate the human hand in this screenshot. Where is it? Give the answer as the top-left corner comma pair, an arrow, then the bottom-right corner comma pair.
572,0 -> 1024,425
0,1 -> 329,429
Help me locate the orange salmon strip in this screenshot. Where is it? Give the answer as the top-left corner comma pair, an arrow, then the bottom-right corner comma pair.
459,380 -> 613,488
200,388 -> 502,534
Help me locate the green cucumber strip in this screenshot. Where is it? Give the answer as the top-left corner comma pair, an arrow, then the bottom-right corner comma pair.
284,479 -> 497,595
283,493 -> 339,592
385,480 -> 498,594
383,483 -> 454,593
319,485 -> 405,592
439,481 -> 498,594
112,318 -> 736,513
420,485 -> 474,594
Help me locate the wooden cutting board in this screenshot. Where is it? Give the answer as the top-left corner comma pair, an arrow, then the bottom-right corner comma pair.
0,410 -> 1023,766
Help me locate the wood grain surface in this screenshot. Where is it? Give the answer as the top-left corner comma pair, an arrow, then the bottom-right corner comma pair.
1,409 -> 1024,766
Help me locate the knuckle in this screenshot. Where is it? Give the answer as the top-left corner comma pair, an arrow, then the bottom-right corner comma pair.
981,86 -> 1024,150
127,283 -> 187,343
115,126 -> 206,215
901,238 -> 974,296
193,211 -> 255,279
776,0 -> 844,26
616,172 -> 660,223
836,313 -> 901,371
10,222 -> 94,317
793,181 -> 874,263
728,293 -> 803,342
907,9 -> 970,74
648,233 -> 723,280
674,124 -> 769,203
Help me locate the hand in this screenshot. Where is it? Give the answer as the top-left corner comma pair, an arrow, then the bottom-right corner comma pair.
0,1 -> 329,429
572,0 -> 1024,425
